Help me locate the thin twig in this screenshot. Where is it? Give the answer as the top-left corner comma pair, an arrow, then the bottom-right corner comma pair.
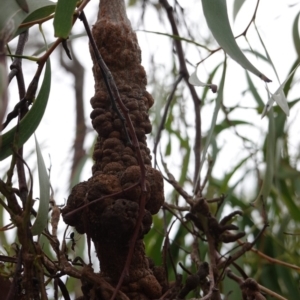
227,270 -> 286,300
59,43 -> 87,188
217,223 -> 269,269
12,31 -> 29,205
79,11 -> 131,144
36,0 -> 91,66
199,157 -> 214,193
159,0 -> 202,194
153,74 -> 184,168
196,0 -> 261,66
237,239 -> 300,271
163,202 -> 190,212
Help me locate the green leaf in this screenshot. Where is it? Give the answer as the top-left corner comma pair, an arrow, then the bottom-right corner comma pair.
275,265 -> 299,300
263,109 -> 275,201
70,154 -> 89,189
1,0 -> 55,42
0,60 -> 51,161
32,32 -> 86,56
255,109 -> 275,204
189,67 -> 218,93
165,136 -> 171,156
138,30 -> 210,51
128,0 -> 138,7
283,59 -> 299,97
243,49 -> 269,63
214,119 -> 250,135
19,3 -> 55,25
262,64 -> 299,117
233,0 -> 246,21
253,23 -> 292,117
201,63 -> 222,102
31,134 -> 50,236
254,22 -> 279,81
277,182 -> 300,223
292,11 -> 300,60
53,0 -> 77,39
245,71 -> 264,110
201,0 -> 271,82
220,155 -> 250,190
16,0 -> 29,13
194,59 -> 227,190
0,62 -> 7,127
178,146 -> 190,186
144,215 -> 165,265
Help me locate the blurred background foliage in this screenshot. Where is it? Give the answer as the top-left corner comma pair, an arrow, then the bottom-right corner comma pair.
1,0 -> 300,299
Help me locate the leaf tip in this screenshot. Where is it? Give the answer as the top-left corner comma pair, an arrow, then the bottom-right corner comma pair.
260,74 -> 272,83
210,84 -> 218,93
189,69 -> 217,92
16,0 -> 29,13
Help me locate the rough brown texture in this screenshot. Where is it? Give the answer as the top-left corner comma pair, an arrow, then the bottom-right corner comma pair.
62,1 -> 165,299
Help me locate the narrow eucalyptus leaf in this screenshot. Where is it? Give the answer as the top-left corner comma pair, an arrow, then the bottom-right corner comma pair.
194,60 -> 227,191
128,0 -> 138,7
292,12 -> 300,59
53,0 -> 78,39
262,65 -> 299,117
0,64 -> 8,127
138,30 -> 210,50
1,0 -> 55,42
32,33 -> 86,56
189,68 -> 218,92
245,71 -> 264,109
255,109 -> 275,203
201,63 -> 222,101
31,134 -> 50,236
189,70 -> 207,87
201,0 -> 271,82
16,0 -> 29,13
70,154 -> 89,189
283,59 -> 299,97
233,0 -> 246,21
221,156 -> 250,190
243,49 -> 269,63
0,60 -> 51,161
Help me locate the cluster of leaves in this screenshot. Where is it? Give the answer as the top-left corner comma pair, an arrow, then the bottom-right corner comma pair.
0,0 -> 300,299
142,0 -> 300,299
0,0 -> 98,299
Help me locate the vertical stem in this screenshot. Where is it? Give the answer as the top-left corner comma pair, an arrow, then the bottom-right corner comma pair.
159,0 -> 202,194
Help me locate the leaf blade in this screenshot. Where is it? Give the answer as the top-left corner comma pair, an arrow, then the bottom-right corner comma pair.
201,0 -> 270,82
31,134 -> 50,236
254,109 -> 275,204
0,0 -> 55,42
53,0 -> 77,39
233,0 -> 246,21
292,11 -> 300,60
0,60 -> 51,161
194,59 -> 227,191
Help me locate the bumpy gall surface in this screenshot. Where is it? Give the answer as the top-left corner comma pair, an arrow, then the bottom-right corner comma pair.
62,1 -> 165,299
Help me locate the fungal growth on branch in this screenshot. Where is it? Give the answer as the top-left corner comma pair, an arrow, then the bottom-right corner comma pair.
62,0 -> 165,298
